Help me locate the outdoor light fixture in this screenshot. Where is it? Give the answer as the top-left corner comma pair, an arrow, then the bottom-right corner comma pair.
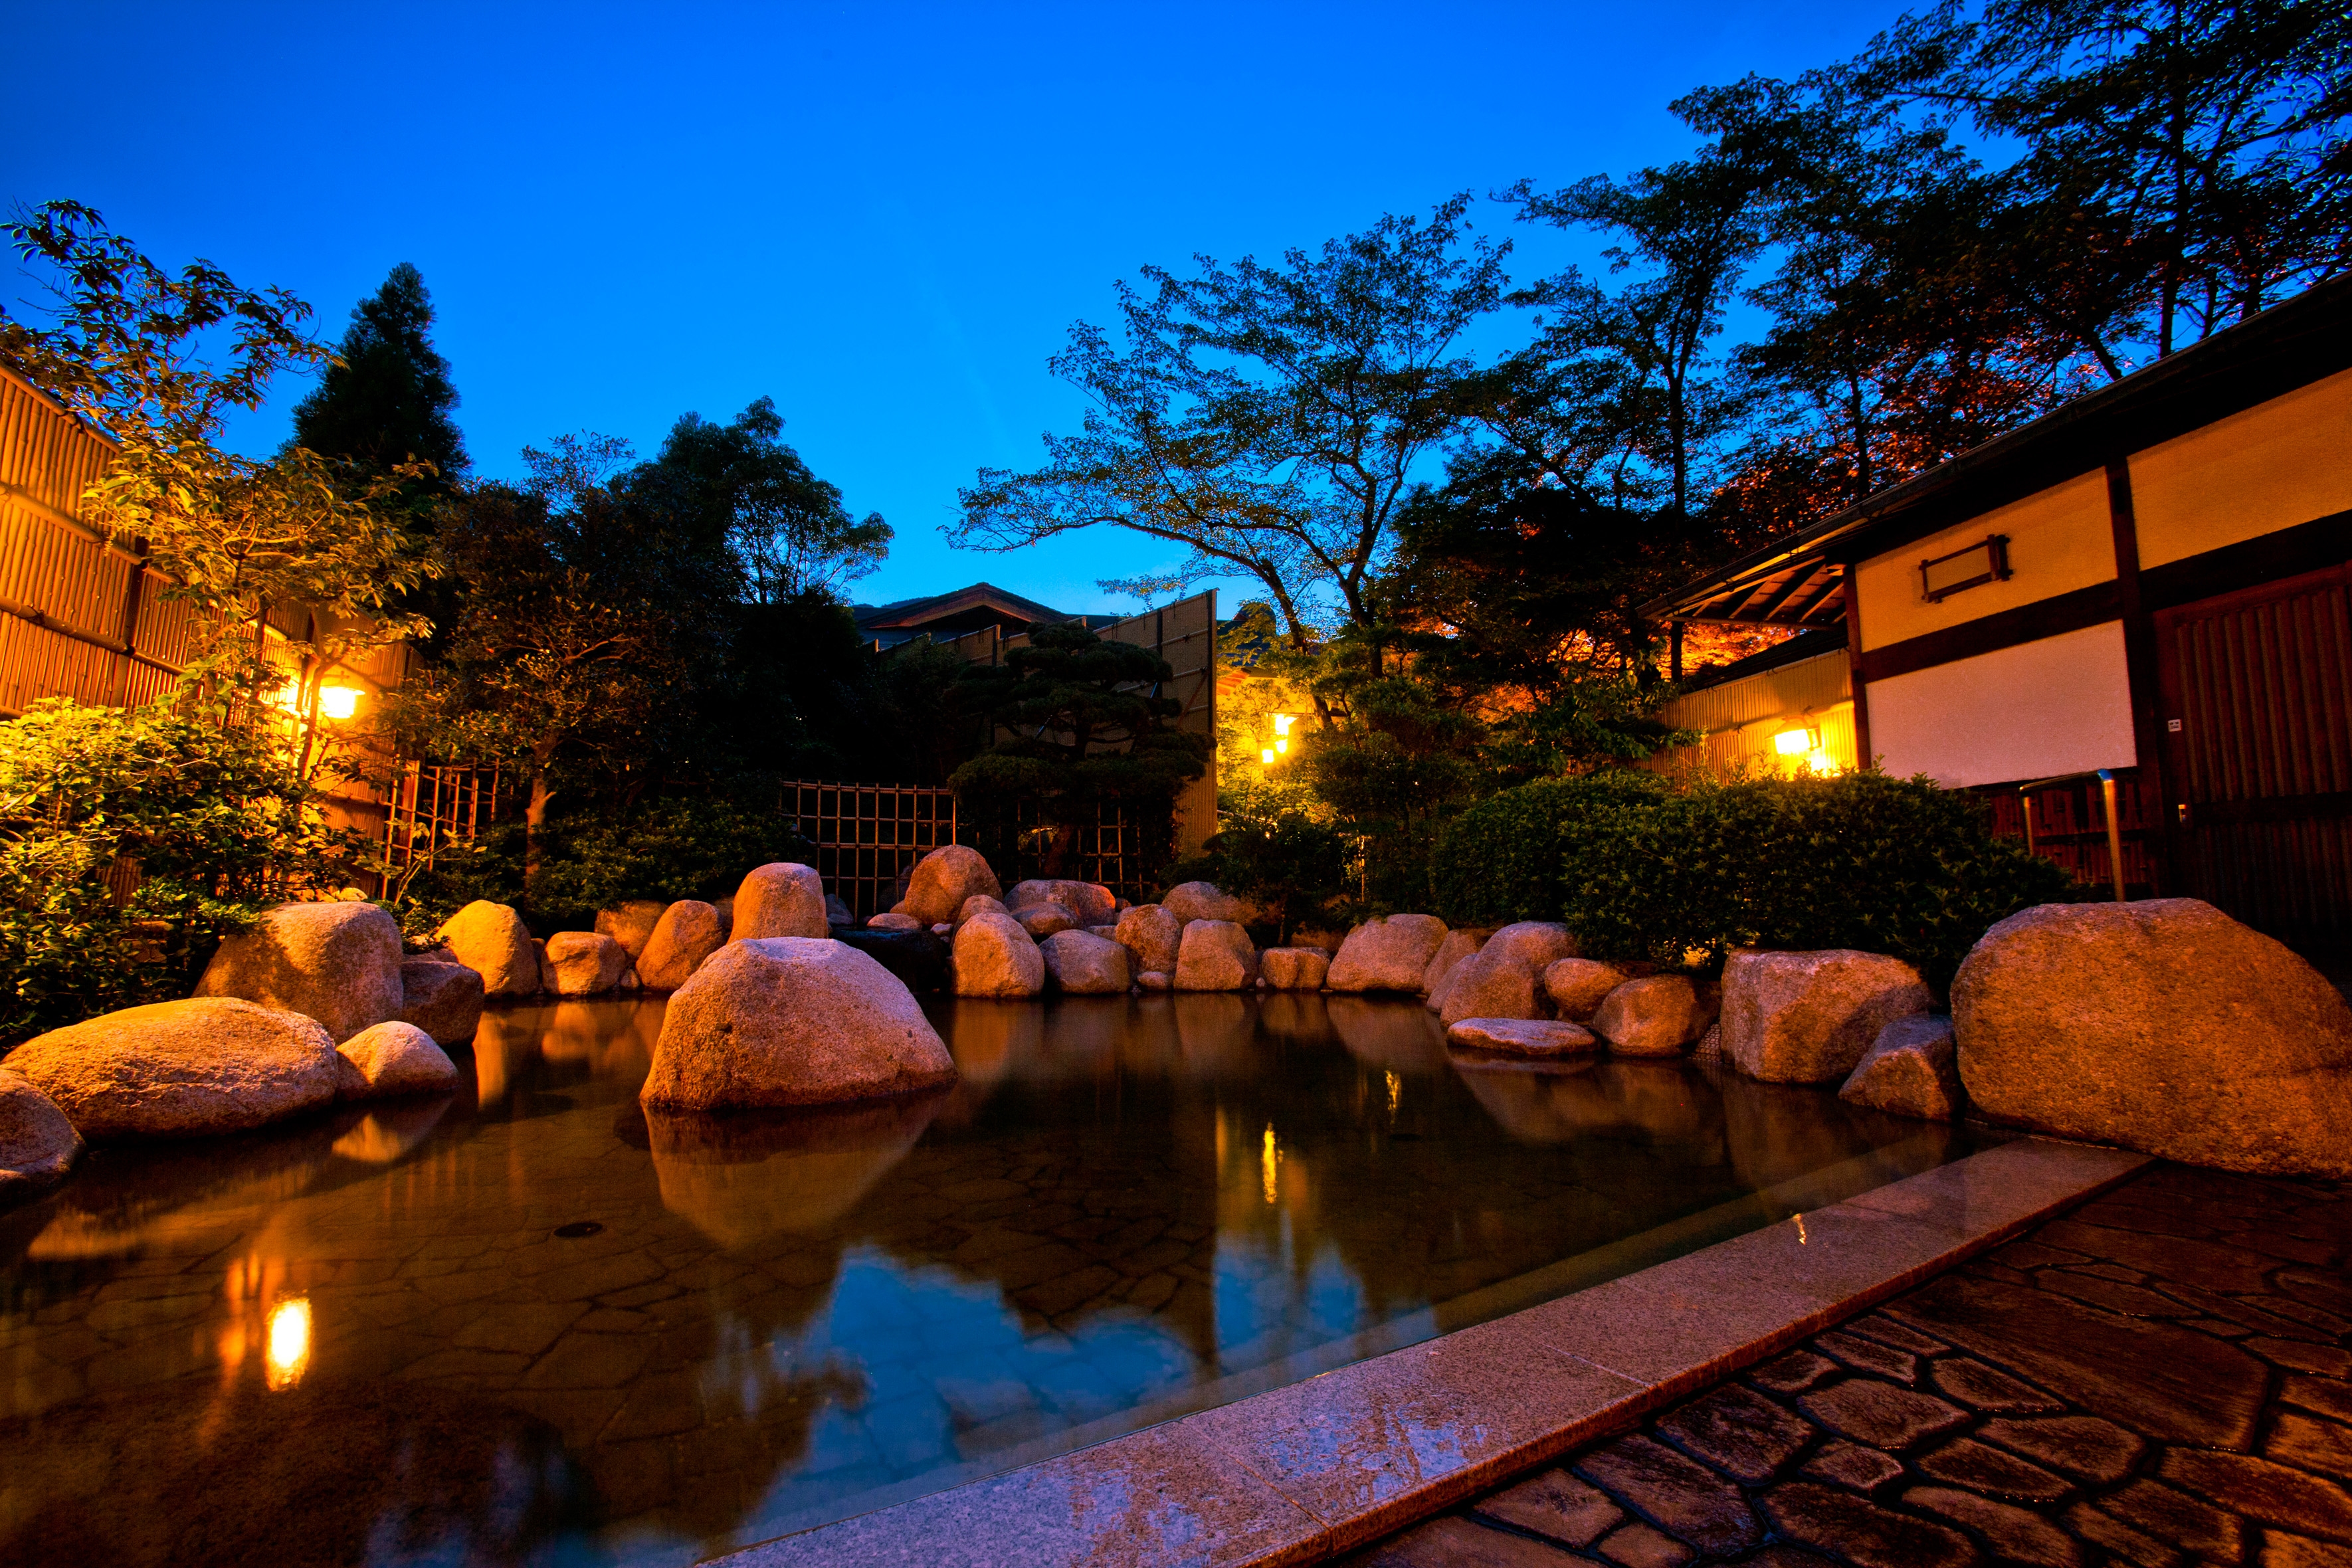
1274,737 -> 1288,754
318,686 -> 360,720
1261,747 -> 1276,765
1272,713 -> 1296,736
1774,727 -> 1817,756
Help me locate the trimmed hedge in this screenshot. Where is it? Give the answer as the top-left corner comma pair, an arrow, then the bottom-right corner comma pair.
1438,769 -> 2077,991
1430,771 -> 1670,928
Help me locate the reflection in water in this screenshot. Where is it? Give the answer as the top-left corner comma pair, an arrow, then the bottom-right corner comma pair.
0,992 -> 1966,1568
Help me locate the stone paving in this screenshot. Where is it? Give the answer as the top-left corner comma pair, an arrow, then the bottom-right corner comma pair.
1351,1161 -> 2352,1567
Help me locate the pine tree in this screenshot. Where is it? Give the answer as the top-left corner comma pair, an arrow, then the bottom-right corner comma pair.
290,262 -> 468,480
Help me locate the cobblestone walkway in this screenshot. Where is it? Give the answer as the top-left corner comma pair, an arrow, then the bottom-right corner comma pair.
1351,1161 -> 2352,1567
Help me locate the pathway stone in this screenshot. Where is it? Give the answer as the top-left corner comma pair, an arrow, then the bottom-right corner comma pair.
1345,1160 -> 2352,1568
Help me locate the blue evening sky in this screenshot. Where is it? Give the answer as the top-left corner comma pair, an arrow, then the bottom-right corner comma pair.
5,1 -> 1902,616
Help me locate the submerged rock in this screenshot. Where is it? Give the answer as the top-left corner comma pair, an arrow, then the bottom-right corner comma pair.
335,1021 -> 461,1100
435,900 -> 542,999
953,912 -> 1045,998
730,862 -> 829,941
1446,1018 -> 1600,1057
1041,929 -> 1130,994
899,845 -> 1003,926
1175,919 -> 1256,991
1954,899 -> 2352,1174
1593,975 -> 1712,1057
1722,949 -> 1931,1084
1440,922 -> 1579,1026
645,1094 -> 947,1248
195,900 -> 405,1042
0,1070 -> 82,1200
1327,914 -> 1448,993
642,937 -> 956,1110
397,957 -> 484,1047
1841,1014 -> 1963,1122
7,999 -> 340,1139
636,900 -> 725,991
1260,947 -> 1331,991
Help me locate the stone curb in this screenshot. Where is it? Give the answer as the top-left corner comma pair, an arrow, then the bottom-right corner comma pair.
704,1137 -> 2151,1568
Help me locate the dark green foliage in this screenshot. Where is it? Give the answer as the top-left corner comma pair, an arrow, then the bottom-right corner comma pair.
1549,771 -> 2078,989
1,698 -> 347,1047
1200,795 -> 1351,945
648,397 -> 890,601
1432,771 -> 1671,928
291,262 -> 468,480
949,624 -> 1209,880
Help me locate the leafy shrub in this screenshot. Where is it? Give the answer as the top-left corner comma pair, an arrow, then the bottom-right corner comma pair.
1431,771 -> 1670,927
1,698 -> 345,1046
1553,771 -> 2077,989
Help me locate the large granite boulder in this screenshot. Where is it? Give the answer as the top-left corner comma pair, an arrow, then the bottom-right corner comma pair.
545,931 -> 629,996
1114,904 -> 1183,975
593,900 -> 668,961
1841,1013 -> 1963,1122
898,846 -> 1003,926
1007,879 -> 1118,928
397,957 -> 484,1047
1015,902 -> 1078,938
1260,947 -> 1331,991
1421,928 -> 1489,1001
730,862 -> 829,941
641,937 -> 957,1110
1041,929 -> 1131,994
0,1070 -> 82,1199
1722,949 -> 1931,1084
5,999 -> 340,1138
435,900 -> 541,999
1163,882 -> 1252,926
1327,914 -> 1448,993
335,1021 -> 461,1100
833,927 -> 951,993
1439,922 -> 1580,1026
1542,959 -> 1630,1022
1446,1018 -> 1599,1057
1593,975 -> 1711,1057
195,900 -> 404,1043
1176,920 -> 1257,991
637,900 -> 725,991
953,912 -> 1045,998
1953,899 -> 2352,1175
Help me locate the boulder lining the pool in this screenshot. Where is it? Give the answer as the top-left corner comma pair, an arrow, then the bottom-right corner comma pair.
335,1021 -> 462,1099
435,900 -> 543,997
0,1070 -> 82,1198
1327,914 -> 1448,993
195,900 -> 405,1042
1040,929 -> 1129,994
730,863 -> 830,941
644,937 -> 956,1109
1440,922 -> 1580,1026
397,956 -> 484,1046
1953,899 -> 2352,1174
1446,1017 -> 1599,1056
1722,949 -> 1931,1084
1842,1013 -> 1963,1122
953,912 -> 1046,997
637,900 -> 725,991
5,998 -> 342,1138
1175,919 -> 1257,991
897,844 -> 1003,926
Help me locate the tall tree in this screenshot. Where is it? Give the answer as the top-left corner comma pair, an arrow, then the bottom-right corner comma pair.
290,262 -> 468,480
954,196 -> 1507,644
643,397 -> 890,601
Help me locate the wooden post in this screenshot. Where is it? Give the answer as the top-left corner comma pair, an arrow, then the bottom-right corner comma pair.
2099,770 -> 2128,902
1839,569 -> 1872,769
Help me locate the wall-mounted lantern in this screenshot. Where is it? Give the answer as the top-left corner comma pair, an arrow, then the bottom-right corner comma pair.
1920,534 -> 2012,602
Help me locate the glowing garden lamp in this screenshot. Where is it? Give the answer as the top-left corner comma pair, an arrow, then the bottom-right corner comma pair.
1773,727 -> 1817,757
1272,714 -> 1296,736
1260,747 -> 1276,765
317,685 -> 361,721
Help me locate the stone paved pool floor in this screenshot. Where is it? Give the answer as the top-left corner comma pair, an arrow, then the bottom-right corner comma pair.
1348,1161 -> 2352,1567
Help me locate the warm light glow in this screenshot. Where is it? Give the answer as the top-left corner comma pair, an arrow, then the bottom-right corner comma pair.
1274,737 -> 1288,754
273,680 -> 302,714
1773,727 -> 1816,757
1261,1125 -> 1279,1205
1385,1070 -> 1401,1115
317,685 -> 360,720
265,1297 -> 312,1390
1260,747 -> 1276,765
1272,713 -> 1295,736
1807,750 -> 1838,775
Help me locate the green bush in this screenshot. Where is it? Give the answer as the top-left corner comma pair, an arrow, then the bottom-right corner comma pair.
1553,771 -> 2077,989
1,698 -> 346,1047
1431,771 -> 1670,928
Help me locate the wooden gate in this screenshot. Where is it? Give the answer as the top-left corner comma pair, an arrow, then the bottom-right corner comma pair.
2156,562 -> 2352,963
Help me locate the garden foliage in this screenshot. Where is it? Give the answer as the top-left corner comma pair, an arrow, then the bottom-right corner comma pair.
0,698 -> 345,1046
1436,768 -> 2075,989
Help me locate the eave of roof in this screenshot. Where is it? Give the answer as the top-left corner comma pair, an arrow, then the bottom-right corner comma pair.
1640,273 -> 2352,624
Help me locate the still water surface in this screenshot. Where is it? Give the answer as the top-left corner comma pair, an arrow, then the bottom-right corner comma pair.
1,993 -> 1965,1567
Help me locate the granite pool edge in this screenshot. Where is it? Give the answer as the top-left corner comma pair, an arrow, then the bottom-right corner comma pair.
706,1135 -> 2153,1568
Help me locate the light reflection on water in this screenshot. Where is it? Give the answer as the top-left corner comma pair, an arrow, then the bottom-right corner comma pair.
0,993 -> 1963,1567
